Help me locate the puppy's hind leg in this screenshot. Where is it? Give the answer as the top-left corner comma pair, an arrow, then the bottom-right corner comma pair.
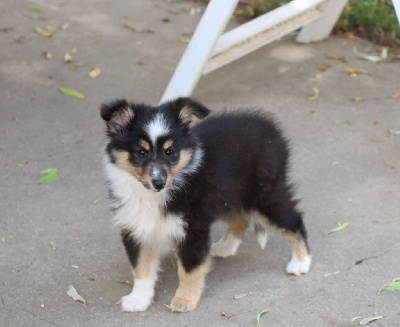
283,226 -> 311,276
258,199 -> 311,276
211,212 -> 248,258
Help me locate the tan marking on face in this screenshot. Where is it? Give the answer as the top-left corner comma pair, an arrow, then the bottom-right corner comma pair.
139,139 -> 150,151
170,259 -> 210,312
113,150 -> 153,189
114,151 -> 144,179
132,247 -> 159,279
163,139 -> 174,150
170,149 -> 193,175
283,232 -> 309,263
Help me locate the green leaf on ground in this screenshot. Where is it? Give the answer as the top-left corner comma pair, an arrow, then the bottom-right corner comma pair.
50,242 -> 57,251
28,4 -> 44,13
378,280 -> 400,294
37,168 -> 57,184
60,88 -> 85,99
16,163 -> 23,167
326,222 -> 350,236
308,87 -> 320,101
256,309 -> 271,327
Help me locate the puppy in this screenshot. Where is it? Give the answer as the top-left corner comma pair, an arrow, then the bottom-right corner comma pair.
100,97 -> 311,312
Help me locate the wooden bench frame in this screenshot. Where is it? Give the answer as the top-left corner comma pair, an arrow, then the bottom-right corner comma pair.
160,0 -> 399,103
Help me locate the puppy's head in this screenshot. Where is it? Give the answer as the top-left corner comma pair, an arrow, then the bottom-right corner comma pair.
101,97 -> 210,192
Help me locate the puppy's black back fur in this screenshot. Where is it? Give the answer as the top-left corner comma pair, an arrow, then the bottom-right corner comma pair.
165,111 -> 307,271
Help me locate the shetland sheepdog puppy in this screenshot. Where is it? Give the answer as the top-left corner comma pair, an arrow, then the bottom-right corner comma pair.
100,97 -> 311,313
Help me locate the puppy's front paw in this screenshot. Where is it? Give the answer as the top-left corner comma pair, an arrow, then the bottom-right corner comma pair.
170,296 -> 197,312
286,255 -> 312,276
121,293 -> 152,312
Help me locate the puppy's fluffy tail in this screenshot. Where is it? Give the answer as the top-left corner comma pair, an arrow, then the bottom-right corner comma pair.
255,223 -> 268,250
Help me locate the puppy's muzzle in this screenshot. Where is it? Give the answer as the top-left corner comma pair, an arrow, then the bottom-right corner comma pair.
152,178 -> 166,190
150,166 -> 167,191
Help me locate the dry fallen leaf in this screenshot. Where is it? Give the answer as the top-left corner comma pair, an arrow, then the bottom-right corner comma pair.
89,67 -> 101,78
42,51 -> 53,59
234,293 -> 247,299
181,32 -> 193,37
221,312 -> 232,319
46,25 -> 58,32
352,97 -> 365,102
359,316 -> 383,325
34,26 -> 54,38
64,52 -> 72,63
117,280 -> 132,286
167,9 -> 180,15
344,67 -> 367,75
391,93 -> 400,98
124,22 -> 154,33
327,55 -> 347,63
61,23 -> 70,30
342,31 -> 363,40
183,7 -> 203,15
317,65 -> 326,71
180,38 -> 191,44
67,285 -> 86,304
70,62 -> 85,70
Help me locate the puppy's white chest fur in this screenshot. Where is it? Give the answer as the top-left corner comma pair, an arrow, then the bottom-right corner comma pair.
104,159 -> 186,250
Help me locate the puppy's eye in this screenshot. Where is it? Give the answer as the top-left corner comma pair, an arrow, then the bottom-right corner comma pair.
138,150 -> 147,157
165,148 -> 174,156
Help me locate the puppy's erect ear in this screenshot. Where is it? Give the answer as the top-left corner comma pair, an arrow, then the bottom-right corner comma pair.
169,97 -> 211,127
100,99 -> 135,136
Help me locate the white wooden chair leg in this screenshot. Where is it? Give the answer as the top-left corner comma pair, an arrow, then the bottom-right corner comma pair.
296,0 -> 348,43
159,0 -> 239,104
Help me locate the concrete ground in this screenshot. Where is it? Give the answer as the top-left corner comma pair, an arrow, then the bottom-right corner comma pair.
1,1 -> 399,326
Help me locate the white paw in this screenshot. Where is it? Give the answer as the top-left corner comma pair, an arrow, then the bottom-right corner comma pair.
121,293 -> 152,312
286,255 -> 312,276
211,235 -> 241,258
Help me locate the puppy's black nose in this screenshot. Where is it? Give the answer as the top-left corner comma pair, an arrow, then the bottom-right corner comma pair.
152,179 -> 166,190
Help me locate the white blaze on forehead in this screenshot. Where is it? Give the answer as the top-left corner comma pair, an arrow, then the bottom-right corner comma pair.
145,114 -> 170,145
